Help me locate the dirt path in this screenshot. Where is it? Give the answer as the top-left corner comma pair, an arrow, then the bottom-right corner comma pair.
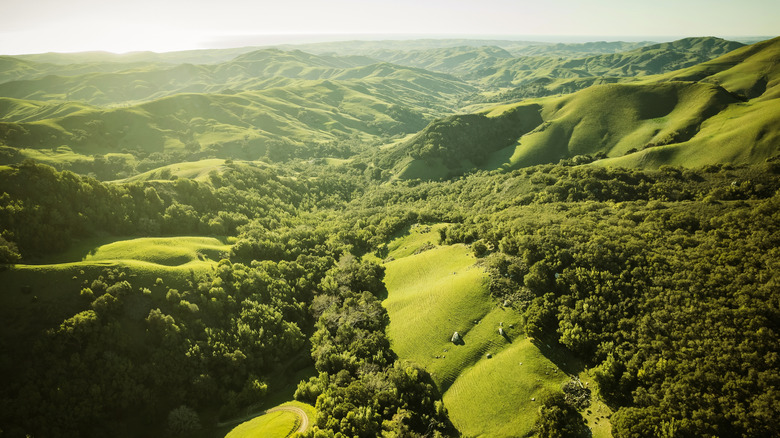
266,406 -> 309,434
218,405 -> 310,435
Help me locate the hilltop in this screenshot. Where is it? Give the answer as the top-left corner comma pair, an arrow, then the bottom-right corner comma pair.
380,37 -> 778,179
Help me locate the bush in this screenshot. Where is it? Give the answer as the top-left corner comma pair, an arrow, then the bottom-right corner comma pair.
167,405 -> 201,435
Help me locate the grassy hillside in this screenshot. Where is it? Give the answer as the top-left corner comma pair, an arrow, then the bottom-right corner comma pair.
0,50 -> 379,107
495,81 -> 738,168
380,104 -> 543,179
658,36 -> 780,100
382,37 -> 779,176
443,337 -> 567,437
111,158 -> 256,183
381,225 -> 583,437
478,37 -> 744,87
0,50 -> 471,109
224,401 -> 316,438
0,68 -> 470,171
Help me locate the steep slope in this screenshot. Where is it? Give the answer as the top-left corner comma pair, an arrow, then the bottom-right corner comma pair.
377,104 -> 543,180
476,37 -> 745,87
600,36 -> 780,167
383,37 -> 779,177
496,81 -> 739,168
658,36 -> 780,100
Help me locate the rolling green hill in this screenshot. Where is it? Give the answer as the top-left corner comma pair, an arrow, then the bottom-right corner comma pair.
0,50 -> 380,106
472,37 -> 745,88
657,35 -> 780,100
382,37 -> 779,178
280,39 -> 654,60
0,65 -> 472,172
2,35 -> 779,438
380,225 -> 596,437
0,55 -> 167,84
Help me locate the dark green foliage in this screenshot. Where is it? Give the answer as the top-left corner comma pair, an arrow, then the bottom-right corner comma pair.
1,37 -> 778,438
535,392 -> 589,438
296,257 -> 454,437
377,105 -> 542,178
0,233 -> 21,263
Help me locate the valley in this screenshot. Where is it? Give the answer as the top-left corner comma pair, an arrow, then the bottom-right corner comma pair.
0,34 -> 779,438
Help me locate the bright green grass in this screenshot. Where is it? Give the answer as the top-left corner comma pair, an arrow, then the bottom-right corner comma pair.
385,223 -> 445,260
383,241 -> 496,389
600,98 -> 780,169
225,410 -> 297,438
114,159 -> 230,183
480,81 -> 740,170
11,146 -> 92,167
395,157 -> 452,181
224,401 -> 316,438
10,236 -> 231,295
443,337 -> 568,437
382,228 -> 602,437
323,157 -> 352,166
80,236 -> 230,266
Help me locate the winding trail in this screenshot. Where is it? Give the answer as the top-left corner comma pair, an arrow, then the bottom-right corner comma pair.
266,406 -> 309,434
218,405 -> 310,436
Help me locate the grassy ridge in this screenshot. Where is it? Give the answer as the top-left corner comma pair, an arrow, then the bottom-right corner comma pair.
224,401 -> 317,438
0,50 -> 468,108
81,236 -> 230,266
496,81 -> 737,168
111,158 -> 250,183
381,226 -> 578,437
386,37 -> 780,178
0,69 -> 468,165
443,337 -> 567,437
472,37 -> 744,87
659,36 -> 780,100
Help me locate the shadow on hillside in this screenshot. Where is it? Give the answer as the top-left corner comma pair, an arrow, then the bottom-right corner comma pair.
530,336 -> 587,377
500,330 -> 513,344
26,234 -> 120,264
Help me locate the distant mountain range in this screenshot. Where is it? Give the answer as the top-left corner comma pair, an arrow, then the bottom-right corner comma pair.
0,36 -> 777,179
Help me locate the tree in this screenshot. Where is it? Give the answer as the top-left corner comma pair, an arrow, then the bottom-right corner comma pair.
167,405 -> 201,435
535,392 -> 588,438
0,235 -> 21,263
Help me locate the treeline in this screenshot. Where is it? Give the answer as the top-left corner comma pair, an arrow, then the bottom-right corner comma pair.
2,153 -> 780,436
1,251 -> 331,436
433,161 -> 780,436
0,160 -> 372,261
294,255 -> 454,437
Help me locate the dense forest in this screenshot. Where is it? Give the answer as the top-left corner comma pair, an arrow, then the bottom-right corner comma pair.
1,35 -> 779,437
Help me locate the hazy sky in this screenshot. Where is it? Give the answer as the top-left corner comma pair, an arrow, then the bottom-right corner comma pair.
1,0 -> 777,54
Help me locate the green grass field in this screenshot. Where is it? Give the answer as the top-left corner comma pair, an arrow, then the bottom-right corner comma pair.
224,401 -> 316,438
380,226 -> 605,437
113,159 -> 233,183
36,235 -> 231,267
0,236 -> 231,342
443,337 -> 567,437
